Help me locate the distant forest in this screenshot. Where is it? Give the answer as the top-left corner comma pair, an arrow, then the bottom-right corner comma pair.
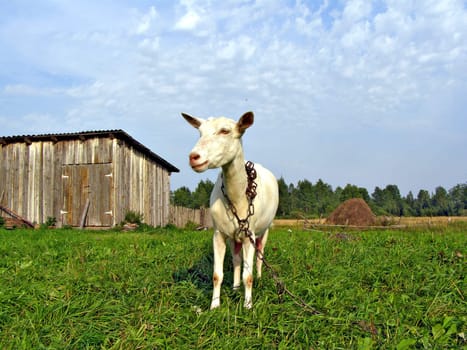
171,178 -> 467,218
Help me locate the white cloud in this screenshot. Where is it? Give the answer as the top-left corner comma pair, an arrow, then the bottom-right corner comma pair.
66,81 -> 109,99
341,20 -> 371,48
295,16 -> 323,37
342,0 -> 372,22
0,113 -> 61,135
135,6 -> 158,34
138,37 -> 160,51
175,10 -> 201,30
217,36 -> 256,60
3,84 -> 60,96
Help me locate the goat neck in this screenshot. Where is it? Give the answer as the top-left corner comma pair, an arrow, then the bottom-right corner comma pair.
221,148 -> 249,217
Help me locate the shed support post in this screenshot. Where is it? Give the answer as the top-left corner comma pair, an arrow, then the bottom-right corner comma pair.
79,198 -> 91,229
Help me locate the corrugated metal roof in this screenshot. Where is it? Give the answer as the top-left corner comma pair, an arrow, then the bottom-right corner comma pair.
0,129 -> 179,173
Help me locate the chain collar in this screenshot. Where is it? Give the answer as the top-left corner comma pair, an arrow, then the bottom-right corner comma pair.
221,161 -> 257,241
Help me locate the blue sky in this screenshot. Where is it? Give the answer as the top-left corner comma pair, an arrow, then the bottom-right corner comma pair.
1,0 -> 466,195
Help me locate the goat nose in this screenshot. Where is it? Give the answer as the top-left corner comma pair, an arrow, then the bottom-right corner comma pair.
189,152 -> 200,164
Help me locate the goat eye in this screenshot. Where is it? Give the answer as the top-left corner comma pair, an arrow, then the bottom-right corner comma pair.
218,128 -> 230,135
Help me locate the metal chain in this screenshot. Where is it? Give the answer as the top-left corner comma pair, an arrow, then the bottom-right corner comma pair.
221,160 -> 257,240
221,161 -> 322,315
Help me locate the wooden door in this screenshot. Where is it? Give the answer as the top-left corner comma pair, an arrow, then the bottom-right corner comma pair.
61,163 -> 113,227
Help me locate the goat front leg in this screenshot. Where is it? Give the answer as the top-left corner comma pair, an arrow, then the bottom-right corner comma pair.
211,230 -> 226,310
242,233 -> 256,309
230,240 -> 242,290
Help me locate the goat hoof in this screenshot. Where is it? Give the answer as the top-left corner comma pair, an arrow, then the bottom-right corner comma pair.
210,300 -> 220,310
244,300 -> 253,309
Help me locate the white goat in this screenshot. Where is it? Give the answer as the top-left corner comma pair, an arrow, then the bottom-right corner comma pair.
182,111 -> 279,309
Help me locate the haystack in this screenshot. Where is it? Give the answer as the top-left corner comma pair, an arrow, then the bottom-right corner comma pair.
327,198 -> 376,226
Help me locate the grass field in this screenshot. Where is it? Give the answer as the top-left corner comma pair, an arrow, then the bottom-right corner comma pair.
0,224 -> 466,349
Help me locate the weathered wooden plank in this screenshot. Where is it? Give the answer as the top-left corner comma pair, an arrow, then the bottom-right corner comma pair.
10,145 -> 16,210
28,143 -> 40,222
0,145 -> 5,202
115,139 -> 130,225
27,144 -> 34,222
42,142 -> 53,222
3,146 -> 11,207
18,145 -> 24,215
112,139 -> 121,225
54,142 -> 63,222
62,165 -> 72,225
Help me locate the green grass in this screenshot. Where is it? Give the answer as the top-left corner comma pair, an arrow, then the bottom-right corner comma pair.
0,224 -> 465,349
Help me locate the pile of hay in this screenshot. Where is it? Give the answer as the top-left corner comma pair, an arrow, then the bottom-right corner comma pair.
327,198 -> 376,226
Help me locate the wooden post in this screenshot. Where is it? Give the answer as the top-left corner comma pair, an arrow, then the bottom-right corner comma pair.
79,198 -> 91,229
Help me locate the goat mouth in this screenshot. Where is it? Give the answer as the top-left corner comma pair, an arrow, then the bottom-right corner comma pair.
191,161 -> 209,171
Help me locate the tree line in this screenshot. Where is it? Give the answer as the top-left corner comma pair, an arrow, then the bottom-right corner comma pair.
171,178 -> 467,218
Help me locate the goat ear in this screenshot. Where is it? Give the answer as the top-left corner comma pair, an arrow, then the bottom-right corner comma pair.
181,113 -> 202,129
237,111 -> 254,134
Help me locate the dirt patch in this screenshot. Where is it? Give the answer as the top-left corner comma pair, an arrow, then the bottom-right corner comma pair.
327,198 -> 376,226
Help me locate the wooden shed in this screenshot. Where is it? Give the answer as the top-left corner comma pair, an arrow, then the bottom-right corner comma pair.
0,130 -> 179,228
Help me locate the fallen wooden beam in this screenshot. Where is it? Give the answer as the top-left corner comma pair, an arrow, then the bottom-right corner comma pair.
0,204 -> 34,228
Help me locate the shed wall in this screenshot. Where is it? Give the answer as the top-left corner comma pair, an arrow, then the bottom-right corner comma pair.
112,140 -> 171,227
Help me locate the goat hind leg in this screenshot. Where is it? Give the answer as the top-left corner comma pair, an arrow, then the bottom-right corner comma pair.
256,229 -> 269,279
